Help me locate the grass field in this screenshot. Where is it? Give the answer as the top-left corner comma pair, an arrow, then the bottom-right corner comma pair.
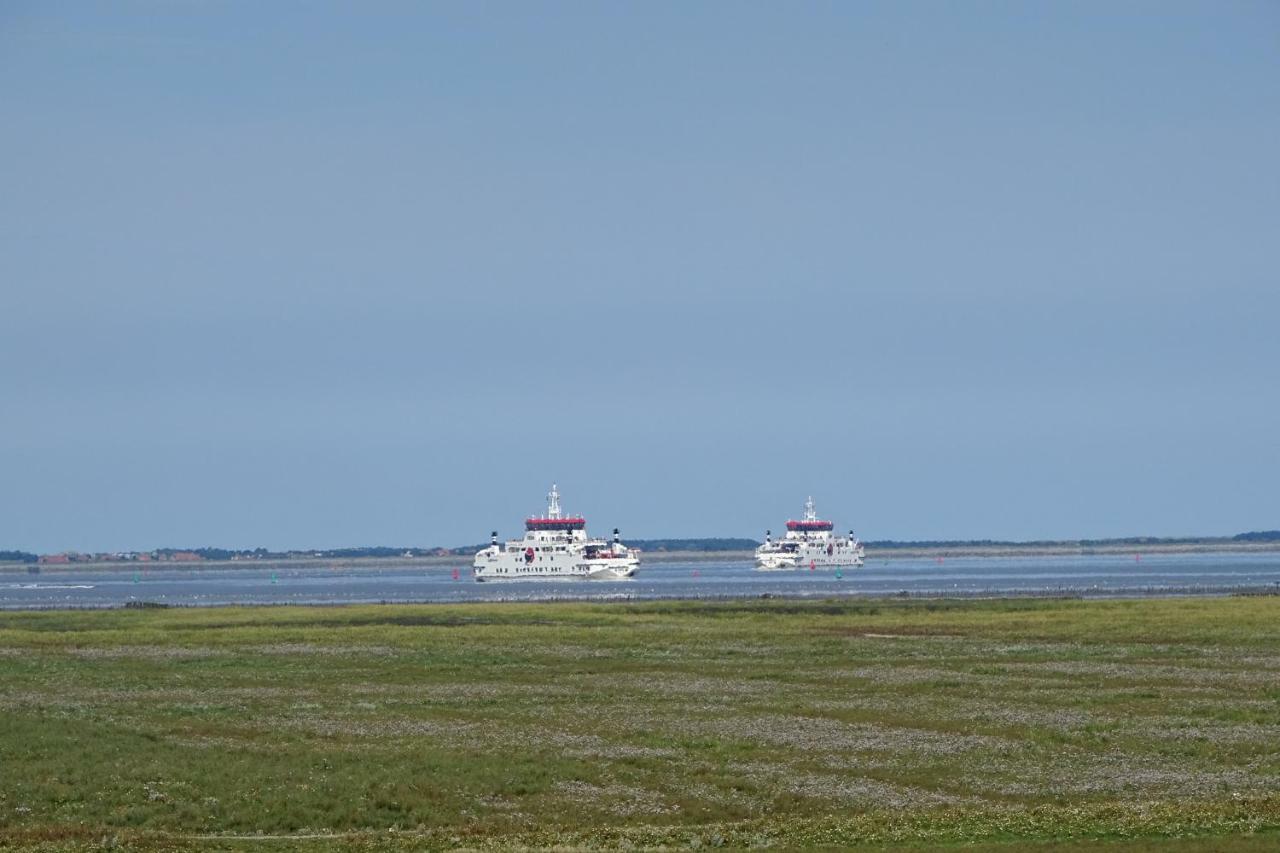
1,597 -> 1278,850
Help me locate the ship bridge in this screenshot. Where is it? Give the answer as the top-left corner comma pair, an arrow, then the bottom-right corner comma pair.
786,519 -> 834,532
525,517 -> 586,532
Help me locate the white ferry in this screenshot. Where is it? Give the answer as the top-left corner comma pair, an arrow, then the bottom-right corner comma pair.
755,496 -> 865,571
473,484 -> 639,581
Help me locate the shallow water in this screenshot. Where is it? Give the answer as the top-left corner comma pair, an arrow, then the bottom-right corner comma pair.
2,552 -> 1279,609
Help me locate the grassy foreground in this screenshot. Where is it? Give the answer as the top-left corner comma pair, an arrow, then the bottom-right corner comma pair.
1,597 -> 1278,850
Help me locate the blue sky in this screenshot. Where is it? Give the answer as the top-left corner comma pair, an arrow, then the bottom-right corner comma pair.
2,2 -> 1277,551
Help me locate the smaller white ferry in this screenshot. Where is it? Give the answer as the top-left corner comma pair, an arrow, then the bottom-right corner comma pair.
473,484 -> 639,581
755,496 -> 865,571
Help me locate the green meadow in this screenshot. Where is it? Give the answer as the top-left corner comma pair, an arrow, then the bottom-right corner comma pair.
1,597 -> 1278,850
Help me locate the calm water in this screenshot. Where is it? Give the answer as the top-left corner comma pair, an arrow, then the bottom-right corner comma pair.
3,552 -> 1280,609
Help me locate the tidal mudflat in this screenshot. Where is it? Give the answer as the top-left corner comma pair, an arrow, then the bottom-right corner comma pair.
1,597 -> 1278,850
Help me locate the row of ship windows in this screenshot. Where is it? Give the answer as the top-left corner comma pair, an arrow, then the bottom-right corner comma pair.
496,554 -> 563,562
487,566 -> 569,573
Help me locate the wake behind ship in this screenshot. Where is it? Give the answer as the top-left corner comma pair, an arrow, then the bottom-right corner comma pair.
473,484 -> 639,581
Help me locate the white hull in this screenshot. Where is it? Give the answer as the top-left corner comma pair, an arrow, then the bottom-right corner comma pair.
473,556 -> 638,582
754,551 -> 864,571
586,563 -> 637,580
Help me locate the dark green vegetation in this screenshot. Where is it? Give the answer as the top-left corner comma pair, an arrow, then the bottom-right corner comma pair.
628,538 -> 761,552
1,598 -> 1278,850
10,531 -> 1279,567
176,547 -> 434,561
866,530 -> 1280,549
1233,531 -> 1280,542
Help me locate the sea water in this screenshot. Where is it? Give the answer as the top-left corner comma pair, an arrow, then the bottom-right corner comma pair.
2,551 -> 1279,609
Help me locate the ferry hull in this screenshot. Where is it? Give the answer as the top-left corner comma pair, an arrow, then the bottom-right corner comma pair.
473,555 -> 637,581
474,559 -> 638,582
586,561 -> 638,580
753,556 -> 864,572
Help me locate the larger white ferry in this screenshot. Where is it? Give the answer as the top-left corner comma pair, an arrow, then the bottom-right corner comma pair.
755,496 -> 865,571
473,484 -> 639,581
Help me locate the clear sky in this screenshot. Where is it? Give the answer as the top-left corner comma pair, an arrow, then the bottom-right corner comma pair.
2,2 -> 1277,552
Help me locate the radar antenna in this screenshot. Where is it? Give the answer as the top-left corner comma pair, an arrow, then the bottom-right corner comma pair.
547,483 -> 562,519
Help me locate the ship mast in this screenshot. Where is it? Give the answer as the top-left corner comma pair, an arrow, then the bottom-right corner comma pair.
547,483 -> 562,519
804,496 -> 817,522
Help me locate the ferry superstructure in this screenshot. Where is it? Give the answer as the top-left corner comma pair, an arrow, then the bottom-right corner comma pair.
755,496 -> 865,571
473,484 -> 639,581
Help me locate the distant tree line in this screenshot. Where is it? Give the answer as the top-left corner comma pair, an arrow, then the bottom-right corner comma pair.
1233,530 -> 1280,542
627,538 -> 761,552
9,531 -> 1278,564
156,545 -> 493,560
171,546 -> 441,561
865,539 -> 1024,549
866,537 -> 1201,549
868,532 -> 1280,548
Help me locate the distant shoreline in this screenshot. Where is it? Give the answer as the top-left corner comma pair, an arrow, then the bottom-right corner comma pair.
4,538 -> 1279,572
868,539 -> 1280,559
648,540 -> 1280,561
